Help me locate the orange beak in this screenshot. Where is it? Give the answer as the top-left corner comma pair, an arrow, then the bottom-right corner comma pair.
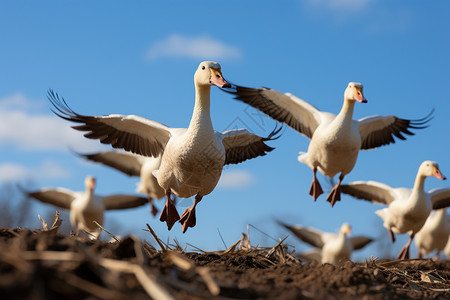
209,68 -> 231,88
433,167 -> 447,180
89,178 -> 96,190
354,87 -> 367,103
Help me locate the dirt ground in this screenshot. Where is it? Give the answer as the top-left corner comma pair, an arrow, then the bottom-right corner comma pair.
1,218 -> 449,300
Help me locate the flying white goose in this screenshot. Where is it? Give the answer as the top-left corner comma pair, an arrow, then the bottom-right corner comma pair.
48,61 -> 280,233
414,208 -> 450,259
280,222 -> 373,265
223,83 -> 432,206
339,161 -> 449,259
26,175 -> 148,238
76,151 -> 165,216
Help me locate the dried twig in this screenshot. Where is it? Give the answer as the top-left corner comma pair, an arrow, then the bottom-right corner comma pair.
221,237 -> 243,254
186,243 -> 207,253
93,221 -> 119,242
49,210 -> 62,231
145,224 -> 166,252
38,215 -> 48,231
265,235 -> 289,258
217,228 -> 227,249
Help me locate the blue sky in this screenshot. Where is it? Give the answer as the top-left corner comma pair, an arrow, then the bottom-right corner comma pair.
1,1 -> 449,260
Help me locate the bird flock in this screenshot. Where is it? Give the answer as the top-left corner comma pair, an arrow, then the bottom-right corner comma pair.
23,61 -> 449,264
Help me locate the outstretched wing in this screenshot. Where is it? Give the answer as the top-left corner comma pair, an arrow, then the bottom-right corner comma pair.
358,110 -> 433,150
429,187 -> 450,210
279,221 -> 326,248
339,181 -> 398,205
349,236 -> 373,250
48,89 -> 172,157
219,125 -> 281,165
77,151 -> 143,177
27,188 -> 76,209
222,85 -> 324,139
102,195 -> 148,210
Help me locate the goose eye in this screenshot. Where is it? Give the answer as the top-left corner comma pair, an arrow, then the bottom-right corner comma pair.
202,66 -> 205,70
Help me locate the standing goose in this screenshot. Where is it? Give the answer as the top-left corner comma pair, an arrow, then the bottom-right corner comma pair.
414,208 -> 450,259
223,83 -> 432,206
48,61 -> 280,233
339,161 -> 449,259
280,222 -> 373,265
25,175 -> 148,238
76,151 -> 165,216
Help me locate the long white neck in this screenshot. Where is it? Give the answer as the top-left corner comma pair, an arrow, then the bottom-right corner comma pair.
188,83 -> 214,133
412,171 -> 427,193
337,230 -> 348,244
83,186 -> 95,205
334,99 -> 355,128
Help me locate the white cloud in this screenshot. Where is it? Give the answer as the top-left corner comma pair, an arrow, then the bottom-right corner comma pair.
217,170 -> 255,189
0,93 -> 43,110
306,0 -> 373,12
146,34 -> 242,60
0,160 -> 70,182
0,93 -> 104,152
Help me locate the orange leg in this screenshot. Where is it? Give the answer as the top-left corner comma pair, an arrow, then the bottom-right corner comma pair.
388,228 -> 396,243
397,233 -> 414,260
327,173 -> 344,207
148,197 -> 158,217
180,194 -> 202,233
159,191 -> 180,230
309,167 -> 323,201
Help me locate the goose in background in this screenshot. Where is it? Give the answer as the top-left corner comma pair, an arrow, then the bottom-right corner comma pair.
445,234 -> 450,259
76,151 -> 165,216
25,175 -> 148,238
48,61 -> 280,233
414,208 -> 450,259
280,222 -> 373,265
223,82 -> 432,206
340,161 -> 449,259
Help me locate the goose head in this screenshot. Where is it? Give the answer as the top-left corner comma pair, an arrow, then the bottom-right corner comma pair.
84,175 -> 96,192
344,82 -> 367,103
339,223 -> 352,237
419,161 -> 446,180
194,61 -> 231,88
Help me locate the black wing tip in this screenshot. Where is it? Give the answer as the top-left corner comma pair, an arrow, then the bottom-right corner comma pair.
47,88 -> 79,120
264,123 -> 284,141
409,108 -> 434,126
220,83 -> 271,96
70,149 -> 95,159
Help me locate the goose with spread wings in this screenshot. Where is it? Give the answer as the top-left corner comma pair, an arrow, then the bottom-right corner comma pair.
223,82 -> 432,207
25,176 -> 148,238
280,222 -> 373,265
76,151 -> 165,217
339,160 -> 449,259
48,61 -> 280,233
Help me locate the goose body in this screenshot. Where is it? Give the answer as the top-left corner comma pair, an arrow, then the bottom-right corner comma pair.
281,222 -> 372,265
26,176 -> 148,238
49,61 -> 279,233
78,151 -> 165,216
414,208 -> 450,259
445,235 -> 450,259
340,161 -> 449,259
224,83 -> 431,206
